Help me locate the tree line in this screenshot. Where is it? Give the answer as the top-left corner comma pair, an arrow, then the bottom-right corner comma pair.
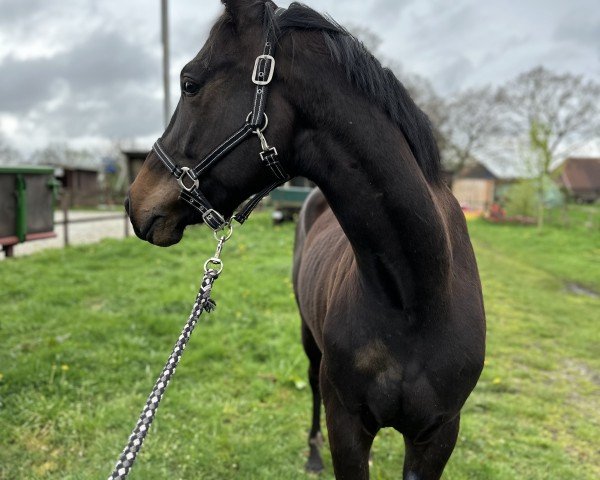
349,25 -> 600,227
417,67 -> 599,173
407,67 -> 599,226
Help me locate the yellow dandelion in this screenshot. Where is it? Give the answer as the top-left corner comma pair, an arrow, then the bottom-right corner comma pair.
492,377 -> 501,385
61,364 -> 69,372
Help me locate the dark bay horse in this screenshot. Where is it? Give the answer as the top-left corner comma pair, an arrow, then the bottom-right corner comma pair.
126,1 -> 486,478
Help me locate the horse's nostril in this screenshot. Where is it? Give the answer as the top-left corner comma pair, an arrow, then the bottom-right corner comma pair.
124,197 -> 131,216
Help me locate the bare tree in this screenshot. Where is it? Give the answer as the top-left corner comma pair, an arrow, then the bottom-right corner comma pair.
441,86 -> 503,173
29,144 -> 67,166
498,66 -> 600,227
29,143 -> 97,169
400,72 -> 447,131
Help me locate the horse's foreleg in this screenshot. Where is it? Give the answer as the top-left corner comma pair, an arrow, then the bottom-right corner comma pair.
301,321 -> 324,473
321,367 -> 376,479
402,415 -> 460,480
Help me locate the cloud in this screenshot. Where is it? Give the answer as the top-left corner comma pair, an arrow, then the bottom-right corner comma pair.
43,86 -> 162,139
435,55 -> 475,93
0,29 -> 158,110
368,0 -> 416,26
0,0 -> 53,27
0,55 -> 61,112
554,15 -> 600,56
0,0 -> 598,154
0,25 -> 163,149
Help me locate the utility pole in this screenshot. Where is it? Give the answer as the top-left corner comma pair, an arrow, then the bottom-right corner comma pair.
161,0 -> 171,129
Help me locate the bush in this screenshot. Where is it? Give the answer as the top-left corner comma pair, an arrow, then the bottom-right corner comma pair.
505,180 -> 538,217
505,177 -> 565,218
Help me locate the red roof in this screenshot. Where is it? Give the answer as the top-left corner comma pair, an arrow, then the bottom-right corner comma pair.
559,157 -> 600,193
457,162 -> 497,180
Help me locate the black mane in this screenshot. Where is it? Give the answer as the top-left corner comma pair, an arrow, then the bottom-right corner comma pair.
268,2 -> 442,182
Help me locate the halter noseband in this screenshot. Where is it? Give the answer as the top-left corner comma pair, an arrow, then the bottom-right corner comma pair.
152,5 -> 289,231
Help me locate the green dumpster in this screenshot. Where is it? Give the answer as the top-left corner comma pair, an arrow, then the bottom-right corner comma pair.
0,166 -> 58,257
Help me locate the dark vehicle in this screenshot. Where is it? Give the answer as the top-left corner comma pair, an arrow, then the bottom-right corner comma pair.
270,178 -> 314,223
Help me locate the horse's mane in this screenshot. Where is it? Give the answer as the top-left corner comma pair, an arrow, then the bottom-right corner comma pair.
266,2 -> 442,182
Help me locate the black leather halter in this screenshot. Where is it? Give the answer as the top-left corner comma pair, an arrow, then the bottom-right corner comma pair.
152,5 -> 289,231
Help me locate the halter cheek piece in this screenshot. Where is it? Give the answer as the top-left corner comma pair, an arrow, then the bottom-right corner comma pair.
152,7 -> 289,232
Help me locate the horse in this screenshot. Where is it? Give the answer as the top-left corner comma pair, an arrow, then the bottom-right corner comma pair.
125,1 -> 486,478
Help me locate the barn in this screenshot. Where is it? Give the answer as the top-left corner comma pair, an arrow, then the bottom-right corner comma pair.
53,165 -> 101,207
122,150 -> 148,184
451,162 -> 498,212
556,157 -> 600,203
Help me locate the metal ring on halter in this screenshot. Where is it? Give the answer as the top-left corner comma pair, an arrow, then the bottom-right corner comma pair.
204,257 -> 224,274
214,223 -> 234,242
177,167 -> 200,192
246,112 -> 269,132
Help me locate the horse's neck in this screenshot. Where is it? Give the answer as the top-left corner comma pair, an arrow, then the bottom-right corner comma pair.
293,100 -> 452,312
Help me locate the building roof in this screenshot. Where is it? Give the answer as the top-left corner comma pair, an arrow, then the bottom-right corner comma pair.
121,150 -> 149,161
456,162 -> 497,180
559,157 -> 600,193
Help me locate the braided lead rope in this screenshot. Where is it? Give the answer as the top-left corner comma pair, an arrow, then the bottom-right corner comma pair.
108,226 -> 233,478
108,267 -> 220,479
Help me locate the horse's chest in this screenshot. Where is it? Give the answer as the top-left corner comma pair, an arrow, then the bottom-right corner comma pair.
322,318 -> 412,425
324,299 -> 408,382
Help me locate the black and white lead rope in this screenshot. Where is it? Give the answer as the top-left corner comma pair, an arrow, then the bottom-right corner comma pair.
109,5 -> 285,477
108,231 -> 230,480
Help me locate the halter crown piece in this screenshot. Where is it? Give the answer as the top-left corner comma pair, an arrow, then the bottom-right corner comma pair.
152,4 -> 289,232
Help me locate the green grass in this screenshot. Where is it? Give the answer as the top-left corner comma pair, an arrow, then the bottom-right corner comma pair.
0,211 -> 598,479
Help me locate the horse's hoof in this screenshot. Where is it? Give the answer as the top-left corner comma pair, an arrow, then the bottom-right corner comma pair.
305,458 -> 324,475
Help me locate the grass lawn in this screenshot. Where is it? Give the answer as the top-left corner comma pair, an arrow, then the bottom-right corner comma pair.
0,211 -> 598,479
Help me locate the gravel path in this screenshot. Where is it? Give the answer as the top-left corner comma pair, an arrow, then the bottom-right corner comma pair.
2,210 -> 133,259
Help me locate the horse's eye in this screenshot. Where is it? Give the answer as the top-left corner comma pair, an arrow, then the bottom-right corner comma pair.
182,80 -> 200,95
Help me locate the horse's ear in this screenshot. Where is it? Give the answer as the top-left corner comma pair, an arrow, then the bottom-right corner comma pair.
221,0 -> 268,27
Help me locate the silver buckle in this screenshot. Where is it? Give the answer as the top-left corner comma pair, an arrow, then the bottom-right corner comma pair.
259,147 -> 278,162
202,209 -> 226,230
252,55 -> 275,86
177,167 -> 199,192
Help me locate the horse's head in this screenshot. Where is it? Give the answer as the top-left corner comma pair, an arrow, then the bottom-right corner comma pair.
127,0 -> 294,246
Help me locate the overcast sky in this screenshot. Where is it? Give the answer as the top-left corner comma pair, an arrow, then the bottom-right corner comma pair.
0,0 -> 598,155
